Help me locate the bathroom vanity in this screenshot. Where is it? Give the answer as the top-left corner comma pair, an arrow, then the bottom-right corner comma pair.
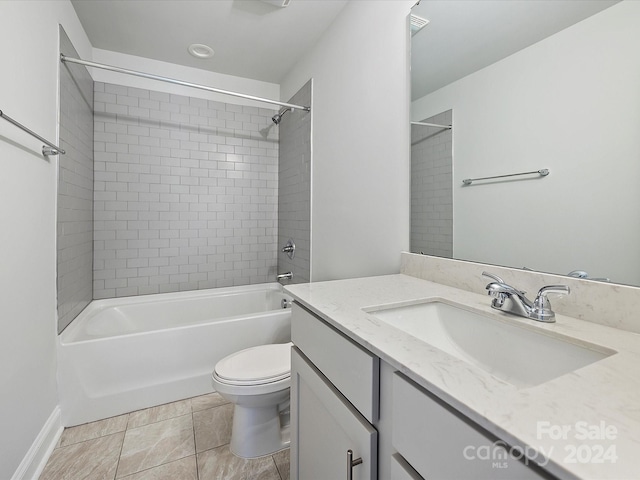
285,272 -> 640,480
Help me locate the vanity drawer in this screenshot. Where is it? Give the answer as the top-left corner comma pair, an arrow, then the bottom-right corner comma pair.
291,302 -> 379,422
392,373 -> 550,480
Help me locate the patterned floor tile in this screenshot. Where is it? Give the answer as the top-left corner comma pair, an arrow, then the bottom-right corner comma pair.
40,431 -> 124,480
59,413 -> 129,447
127,398 -> 192,429
193,403 -> 234,453
191,393 -> 229,413
118,455 -> 198,480
197,444 -> 281,480
272,449 -> 290,480
116,414 -> 195,478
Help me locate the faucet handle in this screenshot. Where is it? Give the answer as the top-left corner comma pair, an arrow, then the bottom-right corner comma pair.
567,270 -> 589,278
482,271 -> 505,284
536,285 -> 570,301
482,271 -> 526,296
531,285 -> 570,322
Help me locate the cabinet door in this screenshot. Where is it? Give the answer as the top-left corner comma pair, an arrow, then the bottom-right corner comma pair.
291,347 -> 377,480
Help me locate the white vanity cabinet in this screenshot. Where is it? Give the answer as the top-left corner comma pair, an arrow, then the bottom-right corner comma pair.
290,301 -> 554,480
291,303 -> 379,480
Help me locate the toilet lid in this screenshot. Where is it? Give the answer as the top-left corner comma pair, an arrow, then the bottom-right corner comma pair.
215,342 -> 292,384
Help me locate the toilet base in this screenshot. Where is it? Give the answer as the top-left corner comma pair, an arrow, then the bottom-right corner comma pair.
229,403 -> 291,458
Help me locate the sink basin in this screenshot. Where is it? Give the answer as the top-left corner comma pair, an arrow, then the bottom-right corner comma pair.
366,300 -> 614,388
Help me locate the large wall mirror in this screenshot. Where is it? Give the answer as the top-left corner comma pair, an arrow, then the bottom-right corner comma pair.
409,0 -> 640,287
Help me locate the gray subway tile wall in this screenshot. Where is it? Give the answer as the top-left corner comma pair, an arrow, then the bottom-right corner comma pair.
410,110 -> 453,257
277,81 -> 312,284
93,82 -> 280,298
57,27 -> 94,332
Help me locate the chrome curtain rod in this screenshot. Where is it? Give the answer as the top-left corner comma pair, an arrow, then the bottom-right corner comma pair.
60,55 -> 311,112
0,109 -> 64,156
411,121 -> 452,129
462,168 -> 549,185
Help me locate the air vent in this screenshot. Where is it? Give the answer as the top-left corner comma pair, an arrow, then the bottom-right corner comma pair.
410,14 -> 429,36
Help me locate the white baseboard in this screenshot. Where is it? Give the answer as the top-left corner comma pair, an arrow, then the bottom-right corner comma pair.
11,406 -> 63,480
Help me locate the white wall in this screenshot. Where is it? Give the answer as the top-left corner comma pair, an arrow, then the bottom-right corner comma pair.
91,48 -> 280,109
0,1 -> 92,478
412,1 -> 640,285
281,0 -> 414,281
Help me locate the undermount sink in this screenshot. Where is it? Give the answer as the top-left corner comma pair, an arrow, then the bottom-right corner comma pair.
365,300 -> 614,388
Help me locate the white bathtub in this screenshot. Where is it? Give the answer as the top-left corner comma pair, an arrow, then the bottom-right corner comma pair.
58,283 -> 292,426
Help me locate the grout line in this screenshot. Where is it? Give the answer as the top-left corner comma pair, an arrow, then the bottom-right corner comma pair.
272,455 -> 283,480
114,414 -> 195,478
124,411 -> 132,431
113,429 -> 126,479
125,399 -> 193,430
192,405 -> 200,479
58,412 -> 130,447
114,455 -> 198,479
125,412 -> 193,435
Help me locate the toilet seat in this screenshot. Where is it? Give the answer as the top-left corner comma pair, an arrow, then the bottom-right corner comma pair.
214,342 -> 292,386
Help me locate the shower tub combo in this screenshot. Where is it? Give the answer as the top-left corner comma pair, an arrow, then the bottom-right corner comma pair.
58,283 -> 292,426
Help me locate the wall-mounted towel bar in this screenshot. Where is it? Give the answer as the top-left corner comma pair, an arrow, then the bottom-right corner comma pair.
0,109 -> 65,156
411,121 -> 452,129
462,168 -> 549,185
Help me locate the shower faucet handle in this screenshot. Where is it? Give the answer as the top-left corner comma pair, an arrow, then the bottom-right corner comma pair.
281,239 -> 295,259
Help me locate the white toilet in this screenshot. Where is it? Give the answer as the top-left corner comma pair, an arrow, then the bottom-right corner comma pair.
211,342 -> 293,458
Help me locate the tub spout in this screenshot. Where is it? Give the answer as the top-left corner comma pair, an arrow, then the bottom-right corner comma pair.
276,272 -> 293,281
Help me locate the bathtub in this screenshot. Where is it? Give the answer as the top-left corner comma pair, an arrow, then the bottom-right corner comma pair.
58,283 -> 292,426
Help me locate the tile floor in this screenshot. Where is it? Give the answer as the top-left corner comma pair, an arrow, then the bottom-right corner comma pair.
40,393 -> 290,480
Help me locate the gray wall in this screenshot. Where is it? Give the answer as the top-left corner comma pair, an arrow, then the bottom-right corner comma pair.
410,110 -> 453,257
57,27 -> 94,333
93,82 -> 279,298
277,81 -> 312,284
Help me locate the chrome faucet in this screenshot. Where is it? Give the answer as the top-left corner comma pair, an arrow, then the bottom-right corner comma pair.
482,272 -> 570,323
276,271 -> 293,281
567,270 -> 611,282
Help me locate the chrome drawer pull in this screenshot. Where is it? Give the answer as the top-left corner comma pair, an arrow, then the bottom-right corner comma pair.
347,449 -> 363,480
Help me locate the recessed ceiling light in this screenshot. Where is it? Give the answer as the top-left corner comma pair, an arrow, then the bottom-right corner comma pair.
188,43 -> 214,59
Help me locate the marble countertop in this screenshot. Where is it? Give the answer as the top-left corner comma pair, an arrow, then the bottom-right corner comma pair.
285,274 -> 640,480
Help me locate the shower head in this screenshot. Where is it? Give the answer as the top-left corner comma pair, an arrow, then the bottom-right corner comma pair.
272,107 -> 292,125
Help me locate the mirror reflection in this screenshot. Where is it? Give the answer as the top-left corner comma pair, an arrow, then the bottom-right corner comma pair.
410,0 -> 640,287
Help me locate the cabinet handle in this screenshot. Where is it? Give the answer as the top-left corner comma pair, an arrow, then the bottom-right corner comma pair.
347,449 -> 363,480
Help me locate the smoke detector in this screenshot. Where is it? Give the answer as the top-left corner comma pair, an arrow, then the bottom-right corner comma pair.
410,14 -> 429,36
260,0 -> 291,7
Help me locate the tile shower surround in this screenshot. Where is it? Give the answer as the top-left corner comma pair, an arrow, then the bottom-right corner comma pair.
93,82 -> 279,298
40,393 -> 290,479
410,110 -> 453,258
57,27 -> 94,332
277,81 -> 312,284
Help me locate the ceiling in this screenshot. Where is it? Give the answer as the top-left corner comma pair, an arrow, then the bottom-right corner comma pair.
411,0 -> 620,100
71,0 -> 620,96
71,0 -> 349,84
